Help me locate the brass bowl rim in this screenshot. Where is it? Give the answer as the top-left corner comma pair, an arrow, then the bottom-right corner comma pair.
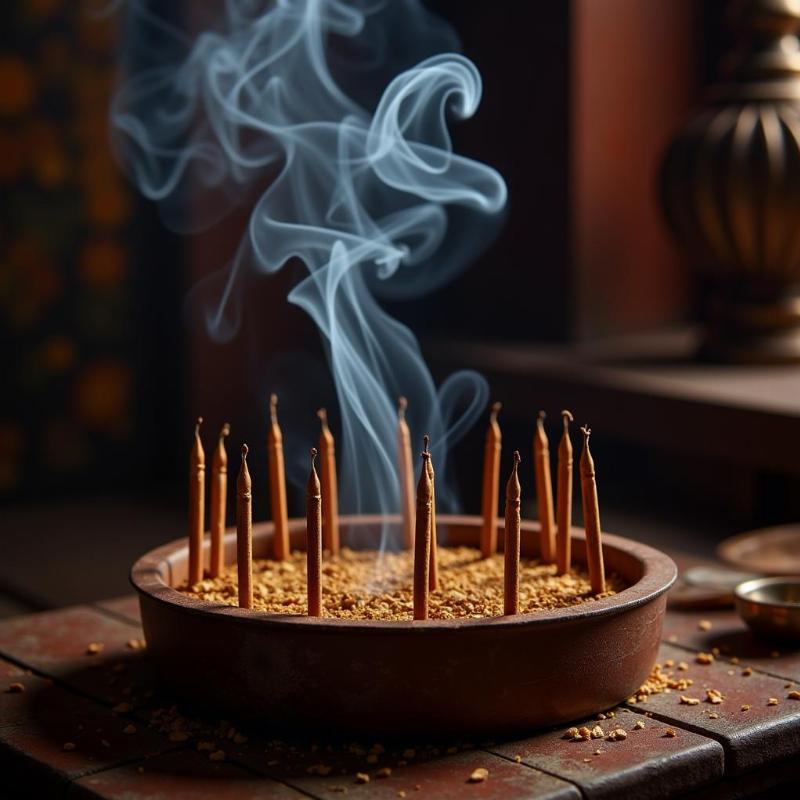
734,576 -> 800,610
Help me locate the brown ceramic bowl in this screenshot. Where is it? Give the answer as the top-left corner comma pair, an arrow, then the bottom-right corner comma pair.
131,515 -> 676,738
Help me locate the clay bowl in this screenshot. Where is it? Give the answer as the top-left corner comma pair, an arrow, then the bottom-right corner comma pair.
131,515 -> 676,738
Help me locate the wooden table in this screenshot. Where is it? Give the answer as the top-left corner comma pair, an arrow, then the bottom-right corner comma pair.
1,593 -> 799,799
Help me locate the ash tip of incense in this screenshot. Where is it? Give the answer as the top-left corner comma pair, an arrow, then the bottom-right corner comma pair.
195,417 -> 203,433
513,450 -> 521,465
490,401 -> 502,419
561,409 -> 573,424
398,396 -> 408,415
310,447 -> 318,462
423,434 -> 430,453
317,407 -> 327,424
220,422 -> 230,438
269,393 -> 278,420
580,425 -> 591,440
241,443 -> 249,459
537,409 -> 546,421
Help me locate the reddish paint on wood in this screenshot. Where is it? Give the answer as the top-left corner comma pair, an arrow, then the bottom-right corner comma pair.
492,709 -> 723,799
94,596 -> 143,626
0,605 -> 154,708
67,748 -> 305,800
0,677 -> 175,797
663,609 -> 800,683
626,643 -> 800,774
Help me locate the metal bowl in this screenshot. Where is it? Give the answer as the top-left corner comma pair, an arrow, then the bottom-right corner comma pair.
734,576 -> 800,642
131,515 -> 676,738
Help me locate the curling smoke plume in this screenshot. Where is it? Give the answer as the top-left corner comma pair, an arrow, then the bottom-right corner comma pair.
111,0 -> 507,532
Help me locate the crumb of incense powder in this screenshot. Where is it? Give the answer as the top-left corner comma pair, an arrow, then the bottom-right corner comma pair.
628,661 -> 695,704
180,547 -> 626,620
468,768 -> 489,783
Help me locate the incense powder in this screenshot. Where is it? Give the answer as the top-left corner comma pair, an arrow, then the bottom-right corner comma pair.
180,546 -> 625,620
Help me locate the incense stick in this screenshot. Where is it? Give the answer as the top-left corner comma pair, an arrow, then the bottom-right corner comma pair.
425,435 -> 438,592
504,451 -> 522,615
188,417 -> 205,585
480,402 -> 502,558
397,397 -> 415,549
413,440 -> 433,620
236,444 -> 253,609
209,422 -> 230,579
556,410 -> 573,575
580,425 -> 606,594
317,409 -> 339,555
534,411 -> 555,563
306,448 -> 323,617
268,393 -> 290,560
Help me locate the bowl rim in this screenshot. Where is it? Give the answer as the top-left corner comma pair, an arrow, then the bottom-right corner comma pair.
131,514 -> 677,632
734,576 -> 800,609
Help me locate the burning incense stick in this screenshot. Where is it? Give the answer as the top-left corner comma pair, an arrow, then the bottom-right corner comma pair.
188,417 -> 206,585
268,393 -> 290,561
556,410 -> 573,576
317,409 -> 339,555
480,402 -> 502,558
307,448 -> 322,617
209,423 -> 230,579
397,397 -> 415,549
413,441 -> 433,620
424,435 -> 438,591
534,411 -> 556,563
237,444 -> 253,609
504,451 -> 522,615
580,426 -> 606,594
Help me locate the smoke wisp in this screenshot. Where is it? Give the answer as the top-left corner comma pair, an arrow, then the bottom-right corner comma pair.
112,0 -> 507,536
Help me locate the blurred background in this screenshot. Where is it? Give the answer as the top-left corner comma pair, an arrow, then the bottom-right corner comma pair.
2,0 -> 799,614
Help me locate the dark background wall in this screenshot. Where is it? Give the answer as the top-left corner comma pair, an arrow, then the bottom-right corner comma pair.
0,0 -> 726,508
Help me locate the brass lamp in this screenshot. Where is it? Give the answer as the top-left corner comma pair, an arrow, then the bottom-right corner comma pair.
661,0 -> 800,363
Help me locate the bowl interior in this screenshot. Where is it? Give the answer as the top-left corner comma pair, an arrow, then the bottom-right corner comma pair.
132,514 -> 677,629
736,577 -> 800,608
